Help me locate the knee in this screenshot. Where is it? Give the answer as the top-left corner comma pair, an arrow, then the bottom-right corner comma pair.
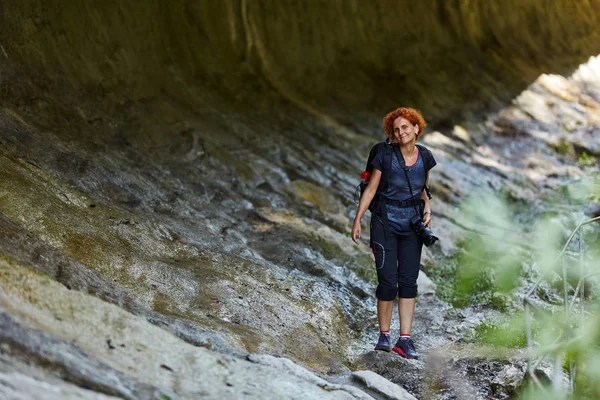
376,283 -> 397,301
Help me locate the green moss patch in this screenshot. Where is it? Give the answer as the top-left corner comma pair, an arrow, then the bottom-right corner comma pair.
287,180 -> 344,216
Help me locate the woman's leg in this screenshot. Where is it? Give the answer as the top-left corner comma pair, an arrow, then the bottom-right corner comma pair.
396,232 -> 423,335
370,219 -> 399,332
377,300 -> 394,332
398,297 -> 415,335
391,233 -> 423,359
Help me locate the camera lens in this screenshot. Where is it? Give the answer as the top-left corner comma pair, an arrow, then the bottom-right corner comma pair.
410,215 -> 439,247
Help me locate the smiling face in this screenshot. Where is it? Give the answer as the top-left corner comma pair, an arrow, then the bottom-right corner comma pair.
392,117 -> 419,144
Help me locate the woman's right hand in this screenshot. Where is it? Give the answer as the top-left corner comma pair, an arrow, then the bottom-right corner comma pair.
351,168 -> 381,245
351,220 -> 362,245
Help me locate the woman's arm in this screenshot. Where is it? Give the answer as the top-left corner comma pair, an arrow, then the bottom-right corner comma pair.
421,172 -> 432,227
351,168 -> 382,244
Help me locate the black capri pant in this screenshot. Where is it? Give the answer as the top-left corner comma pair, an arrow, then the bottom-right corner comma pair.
370,218 -> 423,300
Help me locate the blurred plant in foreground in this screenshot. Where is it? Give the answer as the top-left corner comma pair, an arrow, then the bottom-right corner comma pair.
445,170 -> 600,398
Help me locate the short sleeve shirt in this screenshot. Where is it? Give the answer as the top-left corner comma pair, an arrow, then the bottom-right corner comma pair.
370,146 -> 436,234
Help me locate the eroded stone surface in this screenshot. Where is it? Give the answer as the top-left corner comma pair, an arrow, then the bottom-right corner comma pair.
491,364 -> 527,397
0,257 -> 374,399
352,370 -> 417,400
0,372 -> 122,400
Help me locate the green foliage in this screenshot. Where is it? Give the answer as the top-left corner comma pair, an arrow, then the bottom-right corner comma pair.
516,385 -> 552,400
427,243 -> 521,310
427,249 -> 519,310
578,151 -> 597,167
471,318 -> 529,348
419,170 -> 600,397
568,171 -> 600,203
424,254 -> 459,305
454,174 -> 600,398
552,137 -> 576,156
427,192 -> 526,309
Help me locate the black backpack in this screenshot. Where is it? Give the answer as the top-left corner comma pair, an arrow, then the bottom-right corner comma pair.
354,140 -> 434,212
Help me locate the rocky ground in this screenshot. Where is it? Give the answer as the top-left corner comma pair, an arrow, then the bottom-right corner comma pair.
1,39 -> 599,399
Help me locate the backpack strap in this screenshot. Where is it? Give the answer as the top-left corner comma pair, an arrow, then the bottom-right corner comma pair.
364,142 -> 386,172
381,141 -> 393,187
364,141 -> 392,192
377,141 -> 394,239
416,144 -> 434,174
416,144 -> 435,199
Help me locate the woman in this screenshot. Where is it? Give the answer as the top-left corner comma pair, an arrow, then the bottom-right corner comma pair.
351,107 -> 436,359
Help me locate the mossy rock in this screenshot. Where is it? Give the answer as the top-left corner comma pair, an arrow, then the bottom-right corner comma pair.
287,180 -> 344,216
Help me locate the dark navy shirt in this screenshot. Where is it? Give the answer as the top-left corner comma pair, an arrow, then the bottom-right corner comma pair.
370,146 -> 436,234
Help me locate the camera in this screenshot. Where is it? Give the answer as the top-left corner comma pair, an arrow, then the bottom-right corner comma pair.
409,214 -> 439,247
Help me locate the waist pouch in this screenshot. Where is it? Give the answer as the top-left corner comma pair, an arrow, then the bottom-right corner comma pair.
383,197 -> 421,208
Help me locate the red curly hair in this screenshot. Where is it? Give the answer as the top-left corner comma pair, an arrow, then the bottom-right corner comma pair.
382,107 -> 427,141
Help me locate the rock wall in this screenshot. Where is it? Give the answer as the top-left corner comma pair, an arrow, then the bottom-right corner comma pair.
1,1 -> 600,140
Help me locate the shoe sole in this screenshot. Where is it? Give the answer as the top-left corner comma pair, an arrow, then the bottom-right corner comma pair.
392,345 -> 418,360
374,346 -> 391,352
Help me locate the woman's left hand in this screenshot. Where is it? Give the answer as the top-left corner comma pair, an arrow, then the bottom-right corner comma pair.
422,210 -> 432,228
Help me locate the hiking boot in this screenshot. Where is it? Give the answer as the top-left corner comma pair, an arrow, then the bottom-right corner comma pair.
374,333 -> 391,352
392,336 -> 419,359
